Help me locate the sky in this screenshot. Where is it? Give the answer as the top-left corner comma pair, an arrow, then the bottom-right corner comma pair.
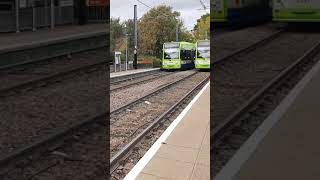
111,0 -> 210,31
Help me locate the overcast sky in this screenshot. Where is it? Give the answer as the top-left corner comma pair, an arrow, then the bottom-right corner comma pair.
111,0 -> 210,31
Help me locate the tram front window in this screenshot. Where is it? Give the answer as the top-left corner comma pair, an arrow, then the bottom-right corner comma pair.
164,48 -> 179,59
197,47 -> 210,58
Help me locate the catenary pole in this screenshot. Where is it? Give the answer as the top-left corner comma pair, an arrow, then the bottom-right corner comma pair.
133,5 -> 138,69
51,0 -> 55,29
15,0 -> 19,32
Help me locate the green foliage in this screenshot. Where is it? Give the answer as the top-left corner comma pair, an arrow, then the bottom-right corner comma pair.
139,5 -> 182,57
139,55 -> 161,68
153,58 -> 161,68
110,18 -> 125,52
123,19 -> 135,53
111,5 -> 206,61
180,27 -> 196,43
193,13 -> 210,40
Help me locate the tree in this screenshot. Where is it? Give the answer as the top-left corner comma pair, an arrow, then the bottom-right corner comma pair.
110,18 -> 125,52
138,5 -> 182,57
179,26 -> 196,43
123,19 -> 135,53
193,13 -> 210,40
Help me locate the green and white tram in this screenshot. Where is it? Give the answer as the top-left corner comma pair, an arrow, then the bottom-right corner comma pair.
195,40 -> 210,70
211,0 -> 271,25
273,0 -> 320,22
161,42 -> 196,70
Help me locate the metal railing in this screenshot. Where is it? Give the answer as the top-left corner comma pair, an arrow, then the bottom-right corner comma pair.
0,5 -> 108,33
87,6 -> 108,23
0,6 -> 74,33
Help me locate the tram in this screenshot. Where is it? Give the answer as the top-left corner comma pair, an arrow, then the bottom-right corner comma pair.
161,42 -> 196,70
195,40 -> 210,70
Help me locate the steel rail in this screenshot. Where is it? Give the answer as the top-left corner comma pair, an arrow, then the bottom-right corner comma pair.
110,71 -> 175,92
0,111 -> 107,174
110,75 -> 210,173
0,35 -> 108,70
0,71 -> 198,175
213,30 -> 284,65
212,41 -> 320,141
110,71 -> 199,115
110,70 -> 162,85
0,60 -> 107,95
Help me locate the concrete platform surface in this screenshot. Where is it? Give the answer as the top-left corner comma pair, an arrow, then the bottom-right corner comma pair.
125,82 -> 210,180
0,24 -> 107,52
110,68 -> 160,78
215,60 -> 320,180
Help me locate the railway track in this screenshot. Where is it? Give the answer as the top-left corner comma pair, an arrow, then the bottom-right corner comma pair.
111,71 -> 198,117
211,29 -> 320,176
213,23 -> 282,62
0,31 -> 107,67
0,69 -> 107,179
110,72 -> 210,179
0,47 -> 107,96
110,70 -> 195,112
0,69 -> 207,179
110,71 -> 174,92
0,48 -> 109,179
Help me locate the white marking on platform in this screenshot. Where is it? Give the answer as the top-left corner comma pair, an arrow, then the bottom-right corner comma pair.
123,81 -> 210,180
214,59 -> 320,180
110,68 -> 160,78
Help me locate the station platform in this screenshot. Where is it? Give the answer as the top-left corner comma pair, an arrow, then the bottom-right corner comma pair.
0,23 -> 107,53
110,68 -> 160,82
124,82 -> 210,180
215,60 -> 320,180
0,23 -> 107,67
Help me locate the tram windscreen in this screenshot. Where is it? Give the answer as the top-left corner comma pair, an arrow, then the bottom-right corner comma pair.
164,43 -> 179,59
197,41 -> 210,58
197,47 -> 210,58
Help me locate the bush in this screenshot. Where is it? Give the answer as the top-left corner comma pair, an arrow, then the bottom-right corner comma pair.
152,58 -> 161,68
139,55 -> 161,68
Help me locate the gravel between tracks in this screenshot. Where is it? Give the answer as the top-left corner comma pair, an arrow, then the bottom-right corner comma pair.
0,67 -> 107,159
212,32 -> 320,176
110,71 -> 173,91
212,32 -> 320,128
3,117 -> 107,180
110,72 -> 209,157
110,70 -> 195,112
213,23 -> 281,61
0,48 -> 107,91
110,72 -> 209,179
213,46 -> 320,177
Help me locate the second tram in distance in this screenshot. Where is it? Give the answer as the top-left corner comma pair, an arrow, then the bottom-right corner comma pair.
195,40 -> 210,70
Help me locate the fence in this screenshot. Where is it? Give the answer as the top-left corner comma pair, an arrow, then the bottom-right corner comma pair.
0,6 -> 108,33
110,62 -> 134,72
88,6 -> 109,23
0,6 -> 74,32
